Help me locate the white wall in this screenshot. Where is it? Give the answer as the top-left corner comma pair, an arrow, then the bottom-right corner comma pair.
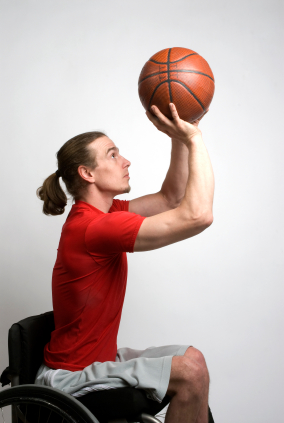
0,1 -> 283,422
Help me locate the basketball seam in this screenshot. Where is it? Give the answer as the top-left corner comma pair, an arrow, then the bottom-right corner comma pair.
148,80 -> 168,109
167,48 -> 173,103
138,69 -> 215,85
171,80 -> 205,110
148,79 -> 205,111
149,53 -> 197,65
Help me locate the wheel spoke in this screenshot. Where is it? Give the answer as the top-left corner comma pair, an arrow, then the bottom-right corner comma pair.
0,385 -> 97,423
1,407 -> 5,423
38,406 -> 41,423
46,409 -> 52,423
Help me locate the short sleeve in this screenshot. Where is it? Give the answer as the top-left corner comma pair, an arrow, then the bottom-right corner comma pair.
85,211 -> 146,254
109,199 -> 129,212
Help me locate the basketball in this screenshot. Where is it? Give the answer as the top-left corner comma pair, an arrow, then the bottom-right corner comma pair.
138,47 -> 215,123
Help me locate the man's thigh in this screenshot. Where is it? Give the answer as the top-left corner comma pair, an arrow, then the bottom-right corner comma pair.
116,344 -> 190,362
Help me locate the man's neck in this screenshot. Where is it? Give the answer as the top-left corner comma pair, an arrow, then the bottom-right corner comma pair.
78,187 -> 114,213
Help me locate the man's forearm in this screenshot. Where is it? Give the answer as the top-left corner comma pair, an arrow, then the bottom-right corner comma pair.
180,133 -> 214,220
160,139 -> 189,208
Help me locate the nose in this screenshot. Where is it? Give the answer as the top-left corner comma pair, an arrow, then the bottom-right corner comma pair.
123,156 -> 131,168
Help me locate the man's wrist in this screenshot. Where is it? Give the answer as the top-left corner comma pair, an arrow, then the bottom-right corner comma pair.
184,132 -> 203,148
171,138 -> 189,150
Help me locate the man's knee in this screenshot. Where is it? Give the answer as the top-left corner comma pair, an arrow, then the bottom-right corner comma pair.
184,347 -> 209,374
167,355 -> 206,399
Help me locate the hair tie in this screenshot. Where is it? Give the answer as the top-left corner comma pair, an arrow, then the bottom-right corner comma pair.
56,170 -> 61,177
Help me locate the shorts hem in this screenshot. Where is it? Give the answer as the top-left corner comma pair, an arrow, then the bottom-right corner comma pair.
155,344 -> 192,403
154,355 -> 173,403
175,345 -> 192,356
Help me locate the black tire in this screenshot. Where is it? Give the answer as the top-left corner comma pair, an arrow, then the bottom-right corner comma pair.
0,385 -> 99,423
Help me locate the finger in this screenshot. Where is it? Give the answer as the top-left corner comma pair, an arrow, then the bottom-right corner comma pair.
145,110 -> 157,123
169,103 -> 180,122
150,105 -> 172,125
145,110 -> 163,130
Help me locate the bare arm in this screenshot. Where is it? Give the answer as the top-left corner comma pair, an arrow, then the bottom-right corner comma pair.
160,139 -> 189,208
134,104 -> 214,252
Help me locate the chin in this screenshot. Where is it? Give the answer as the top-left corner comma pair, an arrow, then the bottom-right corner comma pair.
123,186 -> 131,194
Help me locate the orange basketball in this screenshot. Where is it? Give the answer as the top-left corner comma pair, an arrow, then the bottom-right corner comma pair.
138,47 -> 215,123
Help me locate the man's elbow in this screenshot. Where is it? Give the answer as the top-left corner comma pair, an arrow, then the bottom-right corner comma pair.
205,212 -> 214,227
196,212 -> 214,232
161,191 -> 182,210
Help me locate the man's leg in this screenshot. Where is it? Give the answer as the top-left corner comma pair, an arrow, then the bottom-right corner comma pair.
165,347 -> 210,423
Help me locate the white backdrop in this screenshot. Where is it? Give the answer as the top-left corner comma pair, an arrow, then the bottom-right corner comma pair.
0,1 -> 283,422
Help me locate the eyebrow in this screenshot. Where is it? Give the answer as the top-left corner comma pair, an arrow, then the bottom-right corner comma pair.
106,146 -> 119,155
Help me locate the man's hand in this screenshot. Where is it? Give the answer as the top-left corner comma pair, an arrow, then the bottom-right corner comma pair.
146,103 -> 207,145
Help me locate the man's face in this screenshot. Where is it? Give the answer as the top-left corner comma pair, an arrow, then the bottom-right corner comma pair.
89,136 -> 131,195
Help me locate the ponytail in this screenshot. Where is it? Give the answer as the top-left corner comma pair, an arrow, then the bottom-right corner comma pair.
37,131 -> 106,216
37,172 -> 67,216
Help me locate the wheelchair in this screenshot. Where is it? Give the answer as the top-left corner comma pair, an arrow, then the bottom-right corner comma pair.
0,311 -> 214,423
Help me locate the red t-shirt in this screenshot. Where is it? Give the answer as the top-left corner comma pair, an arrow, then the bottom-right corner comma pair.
44,199 -> 145,371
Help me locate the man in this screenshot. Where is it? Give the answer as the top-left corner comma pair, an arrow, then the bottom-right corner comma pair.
36,103 -> 215,423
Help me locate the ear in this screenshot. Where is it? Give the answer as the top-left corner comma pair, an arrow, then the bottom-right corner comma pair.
78,165 -> 95,183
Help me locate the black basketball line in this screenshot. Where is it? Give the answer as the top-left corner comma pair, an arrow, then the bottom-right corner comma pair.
171,79 -> 205,110
148,80 -> 169,109
170,53 -> 198,64
167,48 -> 173,103
149,52 -> 197,65
148,79 -> 205,111
173,69 -> 214,81
139,69 -> 214,85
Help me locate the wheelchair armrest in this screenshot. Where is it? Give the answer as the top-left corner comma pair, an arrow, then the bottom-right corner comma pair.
0,367 -> 11,387
0,367 -> 20,387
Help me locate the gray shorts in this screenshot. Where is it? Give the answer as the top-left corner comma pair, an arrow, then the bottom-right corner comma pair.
35,344 -> 190,403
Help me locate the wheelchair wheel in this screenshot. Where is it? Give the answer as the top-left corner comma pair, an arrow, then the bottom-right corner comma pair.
0,385 -> 99,423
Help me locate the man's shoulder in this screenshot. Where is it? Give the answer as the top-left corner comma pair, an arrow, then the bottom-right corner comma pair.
109,199 -> 129,213
63,200 -> 130,232
63,202 -> 100,230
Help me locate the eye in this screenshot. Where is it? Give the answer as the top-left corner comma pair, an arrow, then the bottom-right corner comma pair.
111,153 -> 115,158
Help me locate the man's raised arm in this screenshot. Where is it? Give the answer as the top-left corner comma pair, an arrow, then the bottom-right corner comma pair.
134,103 -> 214,252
